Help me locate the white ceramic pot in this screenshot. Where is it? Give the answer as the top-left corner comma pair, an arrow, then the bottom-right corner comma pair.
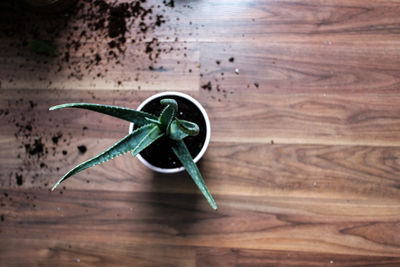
129,91 -> 211,174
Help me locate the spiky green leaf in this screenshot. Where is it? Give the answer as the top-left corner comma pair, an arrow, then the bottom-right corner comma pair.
168,120 -> 189,140
171,140 -> 217,210
159,104 -> 176,131
145,117 -> 162,125
49,103 -> 157,126
176,118 -> 199,136
52,124 -> 163,191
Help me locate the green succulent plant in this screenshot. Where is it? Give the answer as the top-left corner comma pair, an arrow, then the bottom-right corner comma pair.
49,99 -> 217,210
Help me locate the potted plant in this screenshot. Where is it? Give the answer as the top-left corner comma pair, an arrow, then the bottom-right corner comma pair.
50,91 -> 217,209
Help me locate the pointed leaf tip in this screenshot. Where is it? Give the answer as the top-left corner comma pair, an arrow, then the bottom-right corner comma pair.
49,104 -> 65,111
51,182 -> 58,191
171,140 -> 217,210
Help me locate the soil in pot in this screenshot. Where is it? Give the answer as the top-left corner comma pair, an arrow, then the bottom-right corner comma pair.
136,95 -> 207,169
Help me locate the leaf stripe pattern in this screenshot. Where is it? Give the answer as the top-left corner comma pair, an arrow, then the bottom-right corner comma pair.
50,103 -> 157,126
171,140 -> 217,210
51,124 -> 163,191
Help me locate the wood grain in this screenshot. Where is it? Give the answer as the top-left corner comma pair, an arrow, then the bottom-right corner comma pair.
196,248 -> 400,267
1,89 -> 400,200
1,0 -> 400,266
199,42 -> 400,95
1,188 -> 399,258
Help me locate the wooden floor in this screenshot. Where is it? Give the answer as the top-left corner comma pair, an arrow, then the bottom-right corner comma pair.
1,0 -> 400,266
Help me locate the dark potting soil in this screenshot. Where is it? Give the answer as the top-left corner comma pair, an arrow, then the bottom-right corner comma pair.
77,145 -> 87,154
137,95 -> 207,169
0,0 -> 176,82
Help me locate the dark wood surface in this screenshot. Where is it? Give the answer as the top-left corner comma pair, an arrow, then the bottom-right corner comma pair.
1,0 -> 400,266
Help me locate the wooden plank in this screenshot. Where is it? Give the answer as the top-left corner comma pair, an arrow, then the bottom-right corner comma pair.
198,42 -> 400,95
1,90 -> 400,202
0,239 -> 195,267
196,248 -> 400,267
0,40 -> 200,91
174,0 -> 400,40
203,92 -> 400,146
3,89 -> 400,147
2,0 -> 400,91
1,188 -> 399,257
144,0 -> 400,43
0,1 -> 200,91
2,135 -> 400,201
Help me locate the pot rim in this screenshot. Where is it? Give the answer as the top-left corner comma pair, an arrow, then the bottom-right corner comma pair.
129,91 -> 211,173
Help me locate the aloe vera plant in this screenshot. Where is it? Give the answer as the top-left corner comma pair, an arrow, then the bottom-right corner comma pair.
50,99 -> 217,209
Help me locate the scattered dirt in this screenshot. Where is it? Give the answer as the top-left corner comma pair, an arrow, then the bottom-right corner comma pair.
25,138 -> 45,156
201,81 -> 212,91
0,98 -> 85,189
200,54 -> 264,101
0,1 -> 264,214
77,145 -> 87,154
52,133 -> 62,144
16,173 -> 23,186
0,0 -> 178,81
